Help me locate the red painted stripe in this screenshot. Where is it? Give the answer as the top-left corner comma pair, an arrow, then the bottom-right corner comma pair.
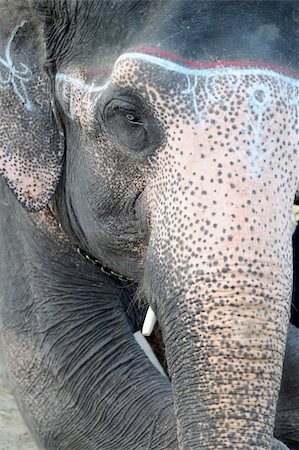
127,47 -> 299,79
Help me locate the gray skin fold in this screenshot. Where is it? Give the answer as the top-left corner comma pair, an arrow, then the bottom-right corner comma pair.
0,180 -> 177,450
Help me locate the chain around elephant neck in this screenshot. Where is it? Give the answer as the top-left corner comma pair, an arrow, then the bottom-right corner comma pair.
75,246 -> 134,283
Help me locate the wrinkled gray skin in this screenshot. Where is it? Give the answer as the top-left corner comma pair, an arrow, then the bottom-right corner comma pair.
1,0 -> 299,449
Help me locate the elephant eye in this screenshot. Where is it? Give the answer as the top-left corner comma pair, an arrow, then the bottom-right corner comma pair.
125,112 -> 143,125
103,98 -> 147,153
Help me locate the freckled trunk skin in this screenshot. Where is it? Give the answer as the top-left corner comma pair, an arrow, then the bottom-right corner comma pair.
144,174 -> 294,448
144,152 -> 295,449
146,223 -> 293,449
160,278 -> 291,449
144,172 -> 294,448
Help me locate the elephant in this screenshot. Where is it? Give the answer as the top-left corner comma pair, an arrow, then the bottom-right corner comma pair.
1,0 -> 299,448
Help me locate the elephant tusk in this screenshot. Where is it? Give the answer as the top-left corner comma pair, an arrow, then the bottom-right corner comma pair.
134,331 -> 166,377
291,204 -> 299,232
142,307 -> 157,336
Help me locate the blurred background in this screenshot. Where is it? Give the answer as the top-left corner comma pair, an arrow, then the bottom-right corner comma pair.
0,350 -> 37,450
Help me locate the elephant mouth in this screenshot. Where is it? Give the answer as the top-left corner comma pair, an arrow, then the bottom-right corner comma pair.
76,245 -> 168,375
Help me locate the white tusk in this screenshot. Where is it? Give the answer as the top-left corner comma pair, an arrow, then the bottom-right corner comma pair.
291,204 -> 299,233
134,331 -> 166,377
142,307 -> 157,337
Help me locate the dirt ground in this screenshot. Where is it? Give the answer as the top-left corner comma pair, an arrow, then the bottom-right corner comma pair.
0,357 -> 38,450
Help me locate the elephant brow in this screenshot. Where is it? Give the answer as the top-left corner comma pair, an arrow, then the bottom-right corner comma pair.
124,47 -> 299,80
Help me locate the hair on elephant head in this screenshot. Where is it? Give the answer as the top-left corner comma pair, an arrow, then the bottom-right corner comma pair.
1,1 -> 299,450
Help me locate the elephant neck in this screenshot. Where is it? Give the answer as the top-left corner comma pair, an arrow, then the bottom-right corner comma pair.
30,204 -> 134,284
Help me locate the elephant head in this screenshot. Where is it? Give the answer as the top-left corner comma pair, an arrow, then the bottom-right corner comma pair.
1,1 -> 299,449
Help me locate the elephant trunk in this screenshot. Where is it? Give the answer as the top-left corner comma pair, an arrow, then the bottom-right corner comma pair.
143,175 -> 294,449
159,271 -> 290,449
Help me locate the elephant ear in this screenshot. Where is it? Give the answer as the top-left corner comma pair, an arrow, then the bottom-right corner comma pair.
0,2 -> 64,212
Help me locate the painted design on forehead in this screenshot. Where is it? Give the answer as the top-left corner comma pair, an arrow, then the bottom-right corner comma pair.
180,73 -> 242,122
55,73 -> 108,120
120,48 -> 299,77
0,21 -> 33,111
242,83 -> 275,176
55,73 -> 106,94
57,50 -> 299,178
117,51 -> 299,177
116,52 -> 299,120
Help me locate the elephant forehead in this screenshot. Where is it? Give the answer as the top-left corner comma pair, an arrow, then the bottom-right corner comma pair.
112,52 -> 299,126
111,53 -> 299,201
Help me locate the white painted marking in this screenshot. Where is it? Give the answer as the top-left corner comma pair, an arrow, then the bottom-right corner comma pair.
55,73 -> 107,93
116,52 -> 299,83
181,75 -> 202,120
55,73 -> 108,119
0,21 -> 33,111
290,94 -> 299,131
240,83 -> 274,177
